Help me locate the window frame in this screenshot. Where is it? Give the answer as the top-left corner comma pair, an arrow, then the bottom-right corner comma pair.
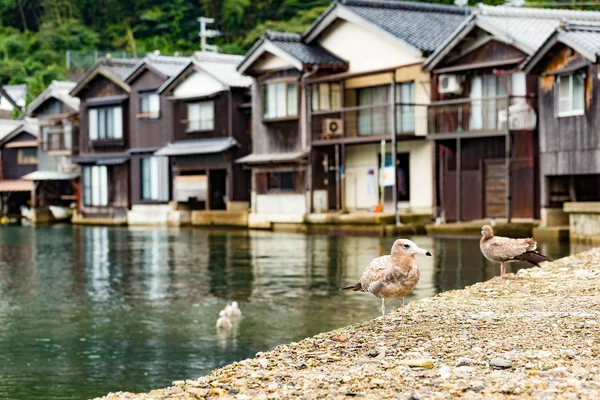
395,81 -> 416,133
186,101 -> 215,132
266,171 -> 295,192
140,156 -> 169,202
88,106 -> 123,141
312,82 -> 341,112
83,165 -> 108,207
262,81 -> 298,120
557,72 -> 585,118
17,148 -> 37,165
138,92 -> 160,119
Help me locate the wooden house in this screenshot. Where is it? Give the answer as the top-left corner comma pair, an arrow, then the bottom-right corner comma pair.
70,58 -> 139,224
121,55 -> 190,224
522,22 -> 600,225
238,0 -> 468,227
0,120 -> 38,218
421,5 -> 600,222
155,52 -> 253,213
23,80 -> 80,223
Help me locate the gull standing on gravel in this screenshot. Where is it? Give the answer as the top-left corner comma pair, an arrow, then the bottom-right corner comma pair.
340,239 -> 431,322
480,225 -> 552,279
216,310 -> 233,330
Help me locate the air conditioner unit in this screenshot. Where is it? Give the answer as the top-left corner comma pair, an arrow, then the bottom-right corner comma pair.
322,118 -> 343,138
438,74 -> 462,95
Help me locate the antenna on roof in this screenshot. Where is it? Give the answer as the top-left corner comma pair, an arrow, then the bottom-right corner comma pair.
198,17 -> 220,53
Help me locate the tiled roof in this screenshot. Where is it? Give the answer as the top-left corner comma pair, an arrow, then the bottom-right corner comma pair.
235,151 -> 308,164
194,59 -> 253,88
26,80 -> 80,115
558,24 -> 600,61
154,137 -> 238,157
339,0 -> 470,52
125,55 -> 192,83
101,58 -> 139,80
265,31 -> 348,66
475,5 -> 600,55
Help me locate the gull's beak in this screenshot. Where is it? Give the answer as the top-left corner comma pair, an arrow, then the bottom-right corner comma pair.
418,247 -> 432,256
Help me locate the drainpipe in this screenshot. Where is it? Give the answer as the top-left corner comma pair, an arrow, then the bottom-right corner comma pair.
301,65 -> 319,214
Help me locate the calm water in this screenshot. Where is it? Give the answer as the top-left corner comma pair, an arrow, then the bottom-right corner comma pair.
0,226 -> 591,400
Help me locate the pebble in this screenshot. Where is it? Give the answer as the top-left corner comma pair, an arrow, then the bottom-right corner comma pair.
397,359 -> 434,369
490,358 -> 513,369
366,349 -> 380,357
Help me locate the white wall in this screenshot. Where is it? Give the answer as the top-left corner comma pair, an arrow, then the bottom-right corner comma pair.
252,52 -> 295,73
344,141 -> 434,214
255,193 -> 307,215
173,71 -> 226,99
317,19 -> 422,73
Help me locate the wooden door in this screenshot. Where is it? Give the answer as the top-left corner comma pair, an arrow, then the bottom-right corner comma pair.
484,159 -> 506,218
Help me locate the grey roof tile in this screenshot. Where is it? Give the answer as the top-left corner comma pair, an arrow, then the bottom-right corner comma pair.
265,30 -> 347,66
341,0 -> 469,53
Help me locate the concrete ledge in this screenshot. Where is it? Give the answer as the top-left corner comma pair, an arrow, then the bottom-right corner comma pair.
426,221 -> 538,237
72,213 -> 127,226
564,202 -> 600,213
533,226 -> 570,241
191,211 -> 248,227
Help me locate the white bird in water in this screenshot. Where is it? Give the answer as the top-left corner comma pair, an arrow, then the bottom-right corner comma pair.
341,239 -> 431,322
480,225 -> 552,278
227,301 -> 241,318
216,310 -> 233,330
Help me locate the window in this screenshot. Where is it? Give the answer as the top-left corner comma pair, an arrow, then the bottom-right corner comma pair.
17,148 -> 37,165
357,85 -> 388,136
396,82 -> 415,133
263,82 -> 297,119
141,156 -> 169,201
267,171 -> 294,191
138,93 -> 160,119
83,165 -> 108,206
312,82 -> 341,111
557,73 -> 585,117
89,106 -> 123,140
187,101 -> 214,131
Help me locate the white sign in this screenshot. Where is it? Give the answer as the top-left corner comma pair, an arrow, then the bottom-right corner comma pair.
379,166 -> 395,187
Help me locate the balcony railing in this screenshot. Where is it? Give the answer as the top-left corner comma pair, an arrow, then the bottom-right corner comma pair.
427,95 -> 537,137
42,129 -> 73,152
311,103 -> 428,143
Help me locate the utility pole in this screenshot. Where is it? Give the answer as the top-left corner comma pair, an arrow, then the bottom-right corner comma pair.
198,17 -> 220,52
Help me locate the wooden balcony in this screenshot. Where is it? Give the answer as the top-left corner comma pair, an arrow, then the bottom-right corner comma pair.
311,103 -> 428,145
427,95 -> 537,139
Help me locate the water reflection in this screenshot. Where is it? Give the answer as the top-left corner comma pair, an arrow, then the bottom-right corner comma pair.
0,226 -> 592,400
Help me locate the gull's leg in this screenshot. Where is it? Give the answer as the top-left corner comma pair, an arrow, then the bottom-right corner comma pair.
381,298 -> 386,321
401,297 -> 405,321
500,262 -> 506,279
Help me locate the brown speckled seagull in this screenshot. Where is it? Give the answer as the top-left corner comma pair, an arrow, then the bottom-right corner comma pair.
341,239 -> 431,321
480,225 -> 552,279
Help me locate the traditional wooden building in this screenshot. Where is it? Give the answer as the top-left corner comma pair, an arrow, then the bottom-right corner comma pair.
238,0 -> 468,227
155,52 -> 252,213
70,58 -> 139,224
522,22 -> 600,226
0,120 -> 38,218
23,80 -> 80,223
422,5 -> 600,222
121,55 -> 190,224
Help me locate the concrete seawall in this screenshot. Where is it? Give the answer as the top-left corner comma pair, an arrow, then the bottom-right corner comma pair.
95,249 -> 600,399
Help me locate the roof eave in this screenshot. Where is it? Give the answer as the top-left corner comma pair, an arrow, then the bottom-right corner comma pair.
238,39 -> 304,76
124,61 -> 169,85
157,61 -> 196,94
423,16 -> 476,72
70,66 -> 131,97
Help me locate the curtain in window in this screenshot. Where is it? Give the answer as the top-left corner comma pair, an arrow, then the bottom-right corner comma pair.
396,82 -> 415,133
89,108 -> 98,140
141,157 -> 169,201
113,107 -> 122,139
469,77 -> 483,130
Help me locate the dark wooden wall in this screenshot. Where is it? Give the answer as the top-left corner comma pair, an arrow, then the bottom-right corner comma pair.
171,92 -> 230,141
1,132 -> 37,180
78,75 -> 129,154
128,69 -> 173,149
32,97 -> 76,118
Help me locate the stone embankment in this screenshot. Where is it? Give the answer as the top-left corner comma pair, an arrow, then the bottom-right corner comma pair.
96,249 -> 600,399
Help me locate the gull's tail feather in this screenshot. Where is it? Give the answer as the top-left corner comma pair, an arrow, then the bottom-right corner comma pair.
340,282 -> 362,291
515,251 -> 553,267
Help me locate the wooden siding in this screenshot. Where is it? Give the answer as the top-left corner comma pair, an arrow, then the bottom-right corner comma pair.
442,40 -> 527,69
1,132 -> 38,180
172,92 -> 230,141
78,75 -> 129,155
129,69 -> 173,149
33,97 -> 76,118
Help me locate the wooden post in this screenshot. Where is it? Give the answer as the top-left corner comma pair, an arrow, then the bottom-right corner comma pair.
505,96 -> 512,223
456,137 -> 461,222
390,78 -> 399,225
206,169 -> 210,210
335,144 -> 340,211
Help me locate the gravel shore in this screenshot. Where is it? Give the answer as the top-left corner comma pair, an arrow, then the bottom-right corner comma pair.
95,248 -> 600,399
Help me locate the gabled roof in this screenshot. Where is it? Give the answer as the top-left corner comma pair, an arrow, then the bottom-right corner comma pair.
2,84 -> 27,107
0,119 -> 24,142
304,0 -> 469,54
160,53 -> 253,94
424,4 -> 600,71
123,54 -> 191,84
0,86 -> 22,111
0,117 -> 38,147
70,58 -> 139,97
522,22 -> 600,72
26,80 -> 80,116
238,30 -> 348,75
